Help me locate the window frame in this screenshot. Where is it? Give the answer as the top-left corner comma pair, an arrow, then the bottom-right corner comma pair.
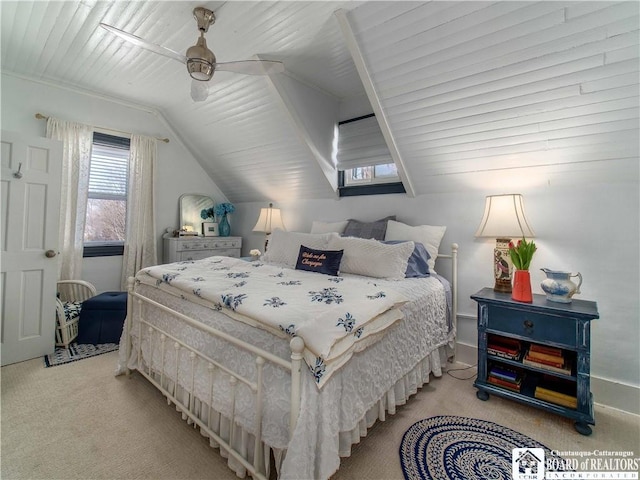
83,132 -> 130,258
338,170 -> 406,197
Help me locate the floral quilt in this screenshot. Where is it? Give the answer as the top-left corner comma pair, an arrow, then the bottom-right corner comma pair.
136,256 -> 408,387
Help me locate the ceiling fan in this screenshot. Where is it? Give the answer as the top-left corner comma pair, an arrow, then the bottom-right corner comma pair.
100,7 -> 284,102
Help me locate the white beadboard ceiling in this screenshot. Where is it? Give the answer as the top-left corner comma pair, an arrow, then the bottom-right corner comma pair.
2,1 -> 638,202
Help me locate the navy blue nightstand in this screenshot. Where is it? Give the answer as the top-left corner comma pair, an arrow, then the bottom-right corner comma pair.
471,287 -> 599,435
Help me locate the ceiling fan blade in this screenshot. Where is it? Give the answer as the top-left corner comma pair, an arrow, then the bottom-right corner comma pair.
100,23 -> 187,65
214,60 -> 284,75
190,79 -> 209,102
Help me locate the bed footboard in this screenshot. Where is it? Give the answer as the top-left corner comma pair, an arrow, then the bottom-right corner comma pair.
124,278 -> 305,480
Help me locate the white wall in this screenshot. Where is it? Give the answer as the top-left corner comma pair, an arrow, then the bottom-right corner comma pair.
1,73 -> 226,291
232,175 -> 639,413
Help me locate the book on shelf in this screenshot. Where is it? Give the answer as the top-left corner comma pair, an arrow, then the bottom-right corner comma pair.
535,386 -> 576,402
488,370 -> 522,385
535,391 -> 577,409
538,375 -> 576,392
488,375 -> 521,392
524,353 -> 564,368
534,388 -> 577,409
488,336 -> 521,351
488,348 -> 521,360
488,343 -> 518,354
488,336 -> 522,359
526,348 -> 564,363
535,374 -> 578,408
523,356 -> 572,375
488,365 -> 519,382
529,344 -> 563,357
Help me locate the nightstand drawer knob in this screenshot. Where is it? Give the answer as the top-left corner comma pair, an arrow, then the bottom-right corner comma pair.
523,319 -> 535,334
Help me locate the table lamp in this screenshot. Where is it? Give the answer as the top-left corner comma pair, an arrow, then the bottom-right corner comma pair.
475,194 -> 535,293
252,203 -> 285,251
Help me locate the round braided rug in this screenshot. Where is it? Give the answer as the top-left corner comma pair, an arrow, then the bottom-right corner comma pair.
399,415 -> 566,480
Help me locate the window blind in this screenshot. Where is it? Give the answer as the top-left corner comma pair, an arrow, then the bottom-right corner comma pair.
89,133 -> 129,200
336,114 -> 394,170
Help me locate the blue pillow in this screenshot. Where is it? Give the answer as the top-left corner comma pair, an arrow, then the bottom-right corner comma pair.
383,240 -> 430,277
295,245 -> 344,276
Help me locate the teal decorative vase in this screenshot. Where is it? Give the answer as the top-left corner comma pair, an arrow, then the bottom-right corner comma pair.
218,214 -> 231,237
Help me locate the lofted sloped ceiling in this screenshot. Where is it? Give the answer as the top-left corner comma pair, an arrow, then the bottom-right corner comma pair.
0,0 -> 367,203
2,1 -> 638,202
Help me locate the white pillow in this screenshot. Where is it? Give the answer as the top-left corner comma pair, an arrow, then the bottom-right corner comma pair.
262,229 -> 335,268
327,235 -> 414,280
384,220 -> 446,273
310,220 -> 349,234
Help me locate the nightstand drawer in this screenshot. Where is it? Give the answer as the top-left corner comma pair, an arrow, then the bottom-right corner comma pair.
486,304 -> 576,348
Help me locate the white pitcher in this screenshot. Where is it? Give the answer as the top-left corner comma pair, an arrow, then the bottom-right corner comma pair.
540,268 -> 583,303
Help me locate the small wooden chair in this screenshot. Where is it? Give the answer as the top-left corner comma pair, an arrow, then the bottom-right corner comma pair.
55,280 -> 97,348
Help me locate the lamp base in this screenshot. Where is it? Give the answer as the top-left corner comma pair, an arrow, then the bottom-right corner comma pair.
494,278 -> 512,293
493,238 -> 513,293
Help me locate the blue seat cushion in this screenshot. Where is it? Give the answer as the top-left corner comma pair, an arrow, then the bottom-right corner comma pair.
77,292 -> 127,344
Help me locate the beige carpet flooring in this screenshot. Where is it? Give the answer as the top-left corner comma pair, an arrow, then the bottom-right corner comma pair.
1,351 -> 638,480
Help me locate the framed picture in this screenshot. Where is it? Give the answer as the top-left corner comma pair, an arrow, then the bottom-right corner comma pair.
202,222 -> 219,237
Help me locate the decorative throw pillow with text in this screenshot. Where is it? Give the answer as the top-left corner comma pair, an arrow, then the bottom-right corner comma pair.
295,245 -> 344,276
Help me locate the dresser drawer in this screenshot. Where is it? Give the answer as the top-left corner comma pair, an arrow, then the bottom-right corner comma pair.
163,235 -> 242,264
176,239 -> 241,251
215,248 -> 240,258
209,239 -> 241,250
178,250 -> 217,261
486,304 -> 577,348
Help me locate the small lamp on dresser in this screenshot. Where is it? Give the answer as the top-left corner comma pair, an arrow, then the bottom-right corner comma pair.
475,193 -> 535,293
252,203 -> 285,252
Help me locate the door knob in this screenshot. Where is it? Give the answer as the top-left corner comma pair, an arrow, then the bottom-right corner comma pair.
45,250 -> 57,258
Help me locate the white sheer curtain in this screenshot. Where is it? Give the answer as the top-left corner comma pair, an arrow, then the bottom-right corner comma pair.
121,134 -> 158,289
46,118 -> 93,280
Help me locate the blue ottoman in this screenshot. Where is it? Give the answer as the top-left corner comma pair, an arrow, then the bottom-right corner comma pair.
77,291 -> 127,344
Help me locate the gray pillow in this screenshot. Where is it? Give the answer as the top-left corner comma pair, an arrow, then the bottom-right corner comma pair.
343,216 -> 396,240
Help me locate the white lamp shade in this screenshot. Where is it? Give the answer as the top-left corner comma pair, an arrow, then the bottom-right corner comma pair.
475,194 -> 535,238
252,205 -> 285,233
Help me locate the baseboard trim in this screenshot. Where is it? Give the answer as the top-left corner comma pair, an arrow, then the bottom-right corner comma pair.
452,341 -> 640,416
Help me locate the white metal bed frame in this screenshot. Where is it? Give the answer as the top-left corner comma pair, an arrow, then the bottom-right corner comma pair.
123,243 -> 458,480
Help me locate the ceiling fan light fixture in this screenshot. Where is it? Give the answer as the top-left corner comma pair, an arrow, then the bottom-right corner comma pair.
186,35 -> 216,81
187,59 -> 214,81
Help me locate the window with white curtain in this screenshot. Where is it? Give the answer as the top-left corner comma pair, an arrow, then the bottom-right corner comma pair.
84,132 -> 130,257
335,114 -> 405,196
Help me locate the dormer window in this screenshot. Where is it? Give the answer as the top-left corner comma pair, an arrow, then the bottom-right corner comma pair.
336,114 -> 405,196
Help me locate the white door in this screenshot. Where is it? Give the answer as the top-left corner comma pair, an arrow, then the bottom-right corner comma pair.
1,131 -> 63,366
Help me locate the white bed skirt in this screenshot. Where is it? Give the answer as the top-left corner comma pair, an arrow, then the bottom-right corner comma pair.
148,344 -> 449,479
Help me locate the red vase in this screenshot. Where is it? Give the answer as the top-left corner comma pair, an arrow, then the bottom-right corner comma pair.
512,270 -> 533,303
